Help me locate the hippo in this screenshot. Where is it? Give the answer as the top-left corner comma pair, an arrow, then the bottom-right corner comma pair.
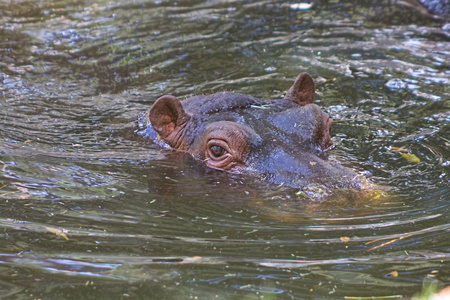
137,72 -> 370,191
418,0 -> 450,16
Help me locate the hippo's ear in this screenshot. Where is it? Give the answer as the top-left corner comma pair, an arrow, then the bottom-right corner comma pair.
284,72 -> 316,106
149,95 -> 189,141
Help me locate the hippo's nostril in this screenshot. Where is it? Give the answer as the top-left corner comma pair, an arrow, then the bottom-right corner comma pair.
350,174 -> 372,190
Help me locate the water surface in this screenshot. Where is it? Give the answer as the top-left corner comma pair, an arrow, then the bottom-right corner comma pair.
1,0 -> 449,299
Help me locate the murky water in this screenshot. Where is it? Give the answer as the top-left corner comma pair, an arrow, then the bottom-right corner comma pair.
1,0 -> 449,299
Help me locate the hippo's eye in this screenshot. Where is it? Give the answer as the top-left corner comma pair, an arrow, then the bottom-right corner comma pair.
205,138 -> 236,170
209,145 -> 226,158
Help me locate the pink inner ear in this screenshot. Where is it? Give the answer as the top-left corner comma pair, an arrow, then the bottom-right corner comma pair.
159,115 -> 176,135
285,72 -> 316,106
149,95 -> 187,140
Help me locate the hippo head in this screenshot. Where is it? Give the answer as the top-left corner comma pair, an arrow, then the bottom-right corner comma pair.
140,73 -> 369,191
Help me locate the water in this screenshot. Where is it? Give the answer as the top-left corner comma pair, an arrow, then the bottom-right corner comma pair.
1,0 -> 449,299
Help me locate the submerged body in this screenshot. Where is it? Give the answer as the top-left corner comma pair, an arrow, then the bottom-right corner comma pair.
138,73 -> 369,190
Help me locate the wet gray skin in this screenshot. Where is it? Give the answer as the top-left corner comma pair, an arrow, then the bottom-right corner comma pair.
418,0 -> 450,16
138,73 -> 369,190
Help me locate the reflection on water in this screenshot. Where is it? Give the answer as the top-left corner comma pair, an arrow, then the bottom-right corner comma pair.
1,0 -> 449,299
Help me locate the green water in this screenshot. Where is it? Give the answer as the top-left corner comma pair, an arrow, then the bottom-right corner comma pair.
0,0 -> 449,299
